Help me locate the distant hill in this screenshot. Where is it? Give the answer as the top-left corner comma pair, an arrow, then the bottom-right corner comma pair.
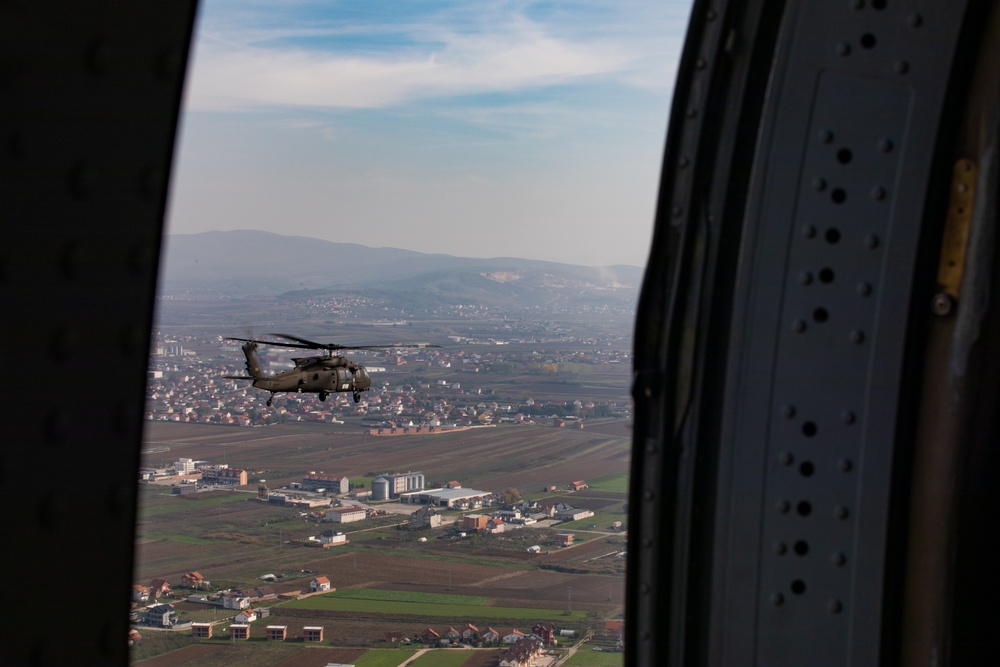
159,230 -> 643,309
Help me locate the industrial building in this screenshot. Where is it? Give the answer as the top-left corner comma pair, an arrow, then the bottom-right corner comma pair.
371,471 -> 425,500
399,487 -> 493,509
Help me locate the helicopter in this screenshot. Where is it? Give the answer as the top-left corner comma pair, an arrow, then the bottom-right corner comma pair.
224,333 -> 438,406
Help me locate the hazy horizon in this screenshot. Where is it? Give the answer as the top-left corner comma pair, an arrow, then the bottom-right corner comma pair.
165,0 -> 690,268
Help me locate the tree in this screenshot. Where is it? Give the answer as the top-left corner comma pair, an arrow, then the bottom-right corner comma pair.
500,487 -> 522,505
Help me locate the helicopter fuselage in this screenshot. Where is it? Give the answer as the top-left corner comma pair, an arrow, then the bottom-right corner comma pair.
252,357 -> 371,395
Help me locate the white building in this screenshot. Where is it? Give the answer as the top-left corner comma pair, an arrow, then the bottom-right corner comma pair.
323,506 -> 366,523
174,458 -> 195,475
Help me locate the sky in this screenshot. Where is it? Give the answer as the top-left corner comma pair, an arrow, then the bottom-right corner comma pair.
166,0 -> 692,267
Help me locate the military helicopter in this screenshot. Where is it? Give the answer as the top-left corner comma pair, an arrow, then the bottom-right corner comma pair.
225,333 -> 437,406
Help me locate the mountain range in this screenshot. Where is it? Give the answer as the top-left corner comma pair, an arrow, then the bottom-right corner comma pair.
158,230 -> 644,310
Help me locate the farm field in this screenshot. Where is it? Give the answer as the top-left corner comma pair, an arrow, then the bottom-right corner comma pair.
133,420 -> 630,664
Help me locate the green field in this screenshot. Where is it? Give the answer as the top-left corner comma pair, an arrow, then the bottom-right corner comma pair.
354,648 -> 419,667
407,649 -> 476,667
564,647 -> 625,666
287,589 -> 590,621
586,472 -> 630,494
333,588 -> 488,606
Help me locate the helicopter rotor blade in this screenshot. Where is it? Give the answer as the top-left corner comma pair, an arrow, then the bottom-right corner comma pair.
225,336 -> 316,350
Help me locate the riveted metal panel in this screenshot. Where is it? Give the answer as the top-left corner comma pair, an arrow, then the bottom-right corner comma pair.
709,2 -> 970,665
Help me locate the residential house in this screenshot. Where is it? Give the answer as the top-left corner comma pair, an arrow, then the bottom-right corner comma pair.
384,630 -> 403,645
502,628 -> 526,644
148,579 -> 171,599
480,627 -> 501,644
409,506 -> 442,529
462,514 -> 488,531
444,627 -> 461,644
532,621 -> 556,645
461,623 -> 479,644
569,480 -> 588,491
234,608 -> 258,624
221,592 -> 250,610
485,517 -> 507,534
181,571 -> 205,589
302,626 -> 324,642
143,604 -> 177,627
499,637 -> 544,667
310,576 -> 331,592
127,629 -> 143,647
130,584 -> 150,604
266,625 -> 287,641
191,623 -> 212,639
555,533 -> 575,547
230,624 -> 250,640
418,627 -> 440,645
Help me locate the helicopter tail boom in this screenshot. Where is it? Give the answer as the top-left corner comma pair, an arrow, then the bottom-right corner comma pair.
239,341 -> 266,380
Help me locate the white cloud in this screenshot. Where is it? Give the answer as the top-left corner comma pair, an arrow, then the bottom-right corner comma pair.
183,3 -> 681,111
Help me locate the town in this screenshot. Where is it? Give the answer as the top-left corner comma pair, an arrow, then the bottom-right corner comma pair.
133,296 -> 634,666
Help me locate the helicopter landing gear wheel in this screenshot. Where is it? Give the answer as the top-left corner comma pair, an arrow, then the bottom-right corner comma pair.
353,392 -> 361,403
319,391 -> 328,402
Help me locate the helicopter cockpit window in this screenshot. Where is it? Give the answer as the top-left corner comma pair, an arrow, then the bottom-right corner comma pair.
140,1 -> 685,663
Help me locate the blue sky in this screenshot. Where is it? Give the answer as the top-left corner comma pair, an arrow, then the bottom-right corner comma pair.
166,0 -> 692,267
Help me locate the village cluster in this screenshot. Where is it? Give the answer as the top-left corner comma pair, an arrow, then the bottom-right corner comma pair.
144,331 -> 630,428
131,573 -> 625,664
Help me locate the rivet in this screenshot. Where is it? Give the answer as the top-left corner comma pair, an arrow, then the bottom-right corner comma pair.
839,457 -> 853,472
778,451 -> 794,465
792,319 -> 807,333
865,234 -> 880,249
828,599 -> 843,614
776,500 -> 791,514
856,282 -> 872,296
835,42 -> 851,57
842,410 -> 856,425
773,541 -> 787,555
780,404 -> 796,419
812,177 -> 827,192
770,592 -> 785,606
802,225 -> 817,239
849,329 -> 865,344
877,138 -> 894,153
870,186 -> 886,201
894,61 -> 910,75
798,271 -> 813,285
819,130 -> 834,144
834,505 -> 850,520
831,552 -> 847,567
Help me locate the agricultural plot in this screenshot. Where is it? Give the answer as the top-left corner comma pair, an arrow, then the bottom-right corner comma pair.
286,588 -> 590,621
134,421 -> 630,662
